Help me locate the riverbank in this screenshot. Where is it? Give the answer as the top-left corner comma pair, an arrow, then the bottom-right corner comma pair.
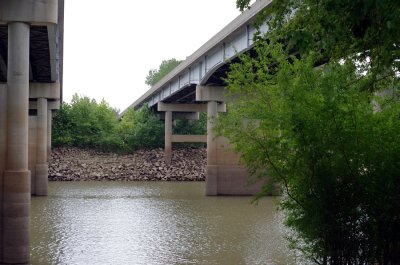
49,147 -> 206,181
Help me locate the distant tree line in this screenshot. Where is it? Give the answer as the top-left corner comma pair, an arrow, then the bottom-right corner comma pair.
53,58 -> 205,152
52,94 -> 206,152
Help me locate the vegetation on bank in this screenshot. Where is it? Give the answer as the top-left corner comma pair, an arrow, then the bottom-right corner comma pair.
53,57 -> 204,152
217,0 -> 400,264
52,94 -> 206,152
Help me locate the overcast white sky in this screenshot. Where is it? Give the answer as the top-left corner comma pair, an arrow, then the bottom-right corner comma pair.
63,0 -> 242,111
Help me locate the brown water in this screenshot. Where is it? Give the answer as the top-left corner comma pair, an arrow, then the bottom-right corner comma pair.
31,182 -> 298,265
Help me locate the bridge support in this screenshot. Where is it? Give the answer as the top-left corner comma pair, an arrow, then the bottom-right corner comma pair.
196,85 -> 263,196
1,1 -> 62,263
158,102 -> 224,165
157,86 -> 262,195
1,21 -> 31,265
29,99 -> 59,196
48,110 -> 53,159
34,98 -> 48,196
165,111 -> 172,164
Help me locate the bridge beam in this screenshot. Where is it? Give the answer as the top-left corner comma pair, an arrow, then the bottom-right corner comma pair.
157,102 -> 226,113
158,112 -> 200,121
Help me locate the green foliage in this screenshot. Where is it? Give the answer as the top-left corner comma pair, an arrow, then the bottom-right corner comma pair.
173,112 -> 207,147
236,0 -> 251,11
173,112 -> 207,135
52,102 -> 74,147
217,36 -> 400,263
118,105 -> 164,151
218,0 -> 400,262
52,94 -> 123,152
53,96 -> 165,152
145,58 -> 182,87
253,0 -> 400,81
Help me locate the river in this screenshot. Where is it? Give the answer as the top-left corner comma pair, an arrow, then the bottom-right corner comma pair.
31,182 -> 298,265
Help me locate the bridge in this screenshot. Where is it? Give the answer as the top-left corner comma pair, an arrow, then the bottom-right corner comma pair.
0,0 -> 271,263
124,0 -> 272,196
0,0 -> 64,264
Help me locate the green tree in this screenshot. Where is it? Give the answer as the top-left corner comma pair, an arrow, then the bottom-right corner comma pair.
216,0 -> 400,263
173,112 -> 207,135
52,102 -> 74,147
145,58 -> 182,87
237,0 -> 400,79
118,105 -> 164,151
52,94 -> 123,151
173,112 -> 207,147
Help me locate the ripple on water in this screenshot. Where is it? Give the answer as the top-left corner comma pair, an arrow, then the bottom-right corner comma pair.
31,181 -> 297,265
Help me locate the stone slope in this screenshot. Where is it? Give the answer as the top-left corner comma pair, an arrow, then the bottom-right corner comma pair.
49,147 -> 206,181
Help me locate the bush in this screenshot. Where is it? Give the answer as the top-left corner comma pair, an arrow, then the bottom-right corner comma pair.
52,94 -> 121,152
118,105 -> 164,151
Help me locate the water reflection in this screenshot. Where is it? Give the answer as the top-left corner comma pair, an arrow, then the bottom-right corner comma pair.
31,182 -> 296,265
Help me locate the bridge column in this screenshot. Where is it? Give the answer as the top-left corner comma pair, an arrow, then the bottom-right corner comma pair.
196,85 -> 263,196
34,98 -> 48,196
47,109 -> 52,160
165,110 -> 172,164
0,84 -> 6,265
206,101 -> 218,195
1,21 -> 31,264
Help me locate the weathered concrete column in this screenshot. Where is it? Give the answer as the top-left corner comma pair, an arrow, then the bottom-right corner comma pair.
1,22 -> 31,264
206,101 -> 218,195
0,84 -> 6,264
47,109 -> 52,160
165,110 -> 172,164
35,98 -> 48,196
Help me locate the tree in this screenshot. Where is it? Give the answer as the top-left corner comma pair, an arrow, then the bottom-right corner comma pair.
145,58 -> 182,87
173,112 -> 207,135
52,94 -> 123,151
52,102 -> 73,147
237,0 -> 400,80
118,105 -> 164,151
216,0 -> 400,263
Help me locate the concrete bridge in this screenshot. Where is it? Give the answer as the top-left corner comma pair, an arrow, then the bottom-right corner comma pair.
124,0 -> 272,196
0,0 -> 64,264
0,0 -> 270,262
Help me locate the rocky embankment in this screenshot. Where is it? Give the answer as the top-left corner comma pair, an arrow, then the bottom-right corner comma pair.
49,147 -> 206,181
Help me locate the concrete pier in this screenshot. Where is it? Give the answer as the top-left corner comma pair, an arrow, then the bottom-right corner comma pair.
0,1 -> 63,263
196,85 -> 263,196
47,109 -> 52,159
164,111 -> 172,164
35,98 -> 48,196
2,21 -> 31,264
0,84 -> 6,265
206,101 -> 218,195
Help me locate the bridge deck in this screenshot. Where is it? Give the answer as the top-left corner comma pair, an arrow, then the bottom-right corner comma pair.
123,0 -> 271,114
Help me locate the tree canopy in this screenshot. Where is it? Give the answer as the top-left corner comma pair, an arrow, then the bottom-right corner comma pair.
216,0 -> 400,264
52,95 -> 165,152
145,58 -> 182,87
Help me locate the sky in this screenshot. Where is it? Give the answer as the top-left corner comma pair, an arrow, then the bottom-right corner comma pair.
63,0 -> 242,112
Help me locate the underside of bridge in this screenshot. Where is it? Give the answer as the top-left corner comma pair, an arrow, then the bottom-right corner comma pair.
0,0 -> 64,264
